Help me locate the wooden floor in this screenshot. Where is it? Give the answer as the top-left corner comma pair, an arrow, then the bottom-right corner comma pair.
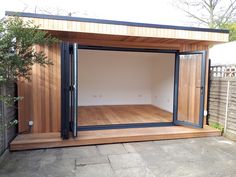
10,126 -> 221,151
78,105 -> 172,126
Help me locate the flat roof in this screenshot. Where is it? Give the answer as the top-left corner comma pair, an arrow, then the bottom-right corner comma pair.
5,11 -> 229,34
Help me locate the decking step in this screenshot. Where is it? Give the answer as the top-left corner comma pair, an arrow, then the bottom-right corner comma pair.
10,125 -> 221,151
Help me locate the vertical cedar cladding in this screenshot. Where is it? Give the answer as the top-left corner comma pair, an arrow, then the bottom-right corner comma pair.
18,44 -> 61,133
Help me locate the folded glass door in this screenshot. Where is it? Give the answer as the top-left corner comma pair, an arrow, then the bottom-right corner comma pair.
70,43 -> 78,137
61,42 -> 78,139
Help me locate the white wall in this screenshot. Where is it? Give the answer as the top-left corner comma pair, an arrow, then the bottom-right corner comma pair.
78,49 -> 174,112
209,41 -> 236,66
151,55 -> 175,112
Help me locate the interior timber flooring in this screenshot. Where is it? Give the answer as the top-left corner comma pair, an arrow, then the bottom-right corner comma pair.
10,126 -> 221,151
78,105 -> 172,126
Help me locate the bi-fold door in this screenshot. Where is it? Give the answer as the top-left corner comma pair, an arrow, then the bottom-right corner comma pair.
61,42 -> 78,139
173,51 -> 207,128
61,43 -> 207,139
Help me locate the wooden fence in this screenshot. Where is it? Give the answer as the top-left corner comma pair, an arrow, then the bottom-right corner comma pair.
0,84 -> 17,156
209,65 -> 236,140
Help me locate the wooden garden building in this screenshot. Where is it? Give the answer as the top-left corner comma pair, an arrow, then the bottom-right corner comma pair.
5,11 -> 229,150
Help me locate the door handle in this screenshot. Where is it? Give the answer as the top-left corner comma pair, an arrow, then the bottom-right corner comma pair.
196,86 -> 204,94
69,84 -> 76,91
196,86 -> 203,89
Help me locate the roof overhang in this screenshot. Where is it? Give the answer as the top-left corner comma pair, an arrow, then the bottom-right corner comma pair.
5,11 -> 229,49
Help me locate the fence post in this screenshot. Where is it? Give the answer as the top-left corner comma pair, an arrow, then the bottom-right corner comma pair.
224,80 -> 230,134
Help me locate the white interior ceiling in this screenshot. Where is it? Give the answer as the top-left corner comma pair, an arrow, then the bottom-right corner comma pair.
78,49 -> 175,112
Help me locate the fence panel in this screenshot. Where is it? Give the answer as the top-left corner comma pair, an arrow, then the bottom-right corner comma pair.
0,84 -> 17,156
209,65 -> 236,140
208,78 -> 227,126
227,80 -> 236,137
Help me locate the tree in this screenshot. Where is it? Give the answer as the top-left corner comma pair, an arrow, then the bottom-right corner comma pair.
0,16 -> 58,104
221,23 -> 236,41
175,0 -> 236,27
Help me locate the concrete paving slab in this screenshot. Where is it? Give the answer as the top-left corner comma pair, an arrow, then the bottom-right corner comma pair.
75,155 -> 108,165
62,146 -> 100,159
1,137 -> 236,177
97,144 -> 127,155
108,153 -> 146,170
123,141 -> 158,153
75,163 -> 115,177
39,158 -> 76,177
114,167 -> 156,177
149,159 -> 236,177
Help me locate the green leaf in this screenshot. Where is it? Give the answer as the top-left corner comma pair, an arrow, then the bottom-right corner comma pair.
0,16 -> 59,102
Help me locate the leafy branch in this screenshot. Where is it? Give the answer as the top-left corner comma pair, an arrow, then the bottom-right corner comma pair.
0,16 -> 59,128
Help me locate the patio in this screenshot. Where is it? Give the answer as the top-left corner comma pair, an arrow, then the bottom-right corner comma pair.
1,137 -> 236,177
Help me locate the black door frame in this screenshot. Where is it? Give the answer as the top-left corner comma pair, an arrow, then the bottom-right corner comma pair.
77,45 -> 178,131
61,42 -> 70,139
61,43 -> 207,138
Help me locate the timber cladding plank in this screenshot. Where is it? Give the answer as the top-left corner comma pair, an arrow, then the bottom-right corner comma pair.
18,44 -> 61,133
10,126 -> 221,151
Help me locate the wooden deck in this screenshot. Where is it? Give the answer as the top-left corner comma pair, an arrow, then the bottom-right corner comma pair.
10,125 -> 221,151
78,105 -> 172,126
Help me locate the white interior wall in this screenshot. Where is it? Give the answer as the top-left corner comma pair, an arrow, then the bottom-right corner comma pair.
78,50 -> 152,106
151,55 -> 175,112
78,49 -> 174,112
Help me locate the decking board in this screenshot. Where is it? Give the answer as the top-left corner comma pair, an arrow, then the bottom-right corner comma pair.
10,125 -> 221,151
78,105 -> 172,126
